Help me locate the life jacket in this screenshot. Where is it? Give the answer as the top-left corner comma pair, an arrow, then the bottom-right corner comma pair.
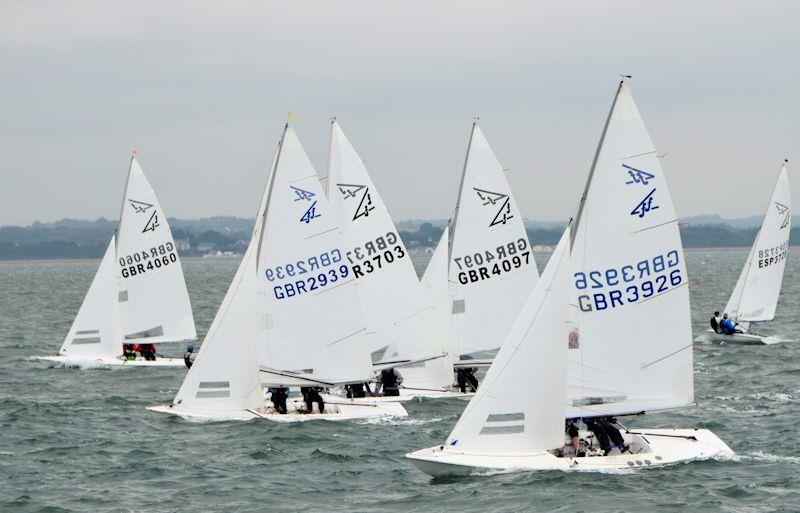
381,369 -> 398,388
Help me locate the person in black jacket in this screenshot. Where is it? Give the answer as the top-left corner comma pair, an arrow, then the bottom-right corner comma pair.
710,311 -> 721,333
376,368 -> 403,396
183,343 -> 196,369
301,387 -> 325,414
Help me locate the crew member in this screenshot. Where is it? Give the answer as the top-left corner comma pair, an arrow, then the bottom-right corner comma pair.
269,387 -> 288,414
720,313 -> 738,335
301,387 -> 325,414
376,368 -> 403,396
183,343 -> 196,369
556,421 -> 582,457
710,311 -> 721,333
345,383 -> 366,398
456,367 -> 479,393
123,344 -> 137,361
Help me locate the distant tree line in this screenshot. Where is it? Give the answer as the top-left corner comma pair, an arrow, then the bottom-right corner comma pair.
0,218 -> 797,260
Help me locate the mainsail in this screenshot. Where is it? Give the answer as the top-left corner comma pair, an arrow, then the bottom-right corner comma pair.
258,125 -> 373,386
724,162 -> 791,323
116,158 -> 196,344
327,121 -> 440,366
567,82 -> 694,418
448,123 -> 539,359
445,227 -> 571,452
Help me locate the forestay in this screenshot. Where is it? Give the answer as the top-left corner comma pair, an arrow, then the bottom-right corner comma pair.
449,124 -> 539,359
258,126 -> 373,386
724,162 -> 791,323
567,83 -> 694,418
445,228 -> 571,453
116,158 -> 196,344
327,121 -> 440,365
58,238 -> 122,358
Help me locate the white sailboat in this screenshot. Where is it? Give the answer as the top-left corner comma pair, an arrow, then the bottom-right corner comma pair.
448,123 -> 539,364
407,82 -> 733,475
36,156 -> 196,367
707,161 -> 791,345
326,121 -> 462,400
148,124 -> 406,421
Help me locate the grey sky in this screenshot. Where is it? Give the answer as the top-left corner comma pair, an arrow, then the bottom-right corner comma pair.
1,1 -> 798,226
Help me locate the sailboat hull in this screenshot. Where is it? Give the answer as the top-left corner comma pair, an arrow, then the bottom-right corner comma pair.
341,390 -> 473,403
147,394 -> 408,422
406,428 -> 734,476
703,329 -> 779,345
33,355 -> 186,367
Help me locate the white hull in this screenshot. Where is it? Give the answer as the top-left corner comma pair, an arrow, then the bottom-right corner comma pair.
342,389 -> 474,403
406,428 -> 734,476
703,329 -> 779,345
33,355 -> 185,367
147,394 -> 408,422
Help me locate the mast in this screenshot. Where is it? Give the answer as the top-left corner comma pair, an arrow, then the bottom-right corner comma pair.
448,122 -> 477,260
255,124 -> 288,264
571,81 -> 625,246
114,154 -> 137,255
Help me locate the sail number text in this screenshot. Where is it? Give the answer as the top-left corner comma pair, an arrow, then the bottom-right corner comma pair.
345,232 -> 407,279
454,238 -> 532,284
119,242 -> 177,278
574,249 -> 683,312
758,242 -> 788,269
266,249 -> 351,299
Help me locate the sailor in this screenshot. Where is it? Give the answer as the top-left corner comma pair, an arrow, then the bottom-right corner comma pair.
719,313 -> 738,335
584,417 -> 611,454
376,368 -> 403,396
123,344 -> 137,361
456,366 -> 479,393
586,417 -> 628,455
599,417 -> 629,454
556,421 -> 582,457
345,383 -> 366,398
183,343 -> 196,369
301,387 -> 325,414
269,387 -> 288,414
710,311 -> 721,333
140,343 -> 156,361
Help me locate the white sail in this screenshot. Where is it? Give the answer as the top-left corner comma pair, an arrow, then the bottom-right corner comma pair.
116,158 -> 196,344
567,83 -> 694,418
327,121 -> 440,365
58,237 -> 122,359
402,228 -> 454,390
449,124 -> 539,359
444,227 -> 571,452
171,237 -> 264,415
258,126 -> 373,385
724,162 -> 791,323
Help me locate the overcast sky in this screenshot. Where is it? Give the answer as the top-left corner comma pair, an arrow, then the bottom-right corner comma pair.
1,1 -> 798,226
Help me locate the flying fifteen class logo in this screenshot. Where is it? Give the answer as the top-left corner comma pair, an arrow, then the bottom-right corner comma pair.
337,183 -> 375,221
775,202 -> 791,229
630,189 -> 660,218
129,199 -> 160,233
622,164 -> 655,186
474,188 -> 513,227
128,199 -> 154,213
142,211 -> 160,233
290,185 -> 321,224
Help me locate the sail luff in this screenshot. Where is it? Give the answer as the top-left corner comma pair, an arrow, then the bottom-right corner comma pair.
448,122 -> 477,260
571,81 -> 625,246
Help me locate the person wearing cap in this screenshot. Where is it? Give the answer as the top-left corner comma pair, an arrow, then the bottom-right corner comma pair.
183,343 -> 196,369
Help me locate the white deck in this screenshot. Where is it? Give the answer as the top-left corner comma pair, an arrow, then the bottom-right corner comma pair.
406,428 -> 734,476
703,329 -> 780,345
33,355 -> 186,367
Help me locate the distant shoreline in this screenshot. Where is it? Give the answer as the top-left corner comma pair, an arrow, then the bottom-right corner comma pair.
2,246 -> 798,265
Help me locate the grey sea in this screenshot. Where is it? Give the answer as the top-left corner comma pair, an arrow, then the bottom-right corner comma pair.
1,249 -> 799,512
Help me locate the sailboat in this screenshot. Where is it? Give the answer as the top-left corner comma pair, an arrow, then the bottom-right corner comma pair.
326,121 -> 463,400
707,161 -> 791,345
35,156 -> 196,367
448,123 -> 539,365
406,82 -> 733,475
147,124 -> 406,421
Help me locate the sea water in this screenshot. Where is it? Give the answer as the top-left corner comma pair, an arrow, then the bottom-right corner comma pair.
1,250 -> 799,512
